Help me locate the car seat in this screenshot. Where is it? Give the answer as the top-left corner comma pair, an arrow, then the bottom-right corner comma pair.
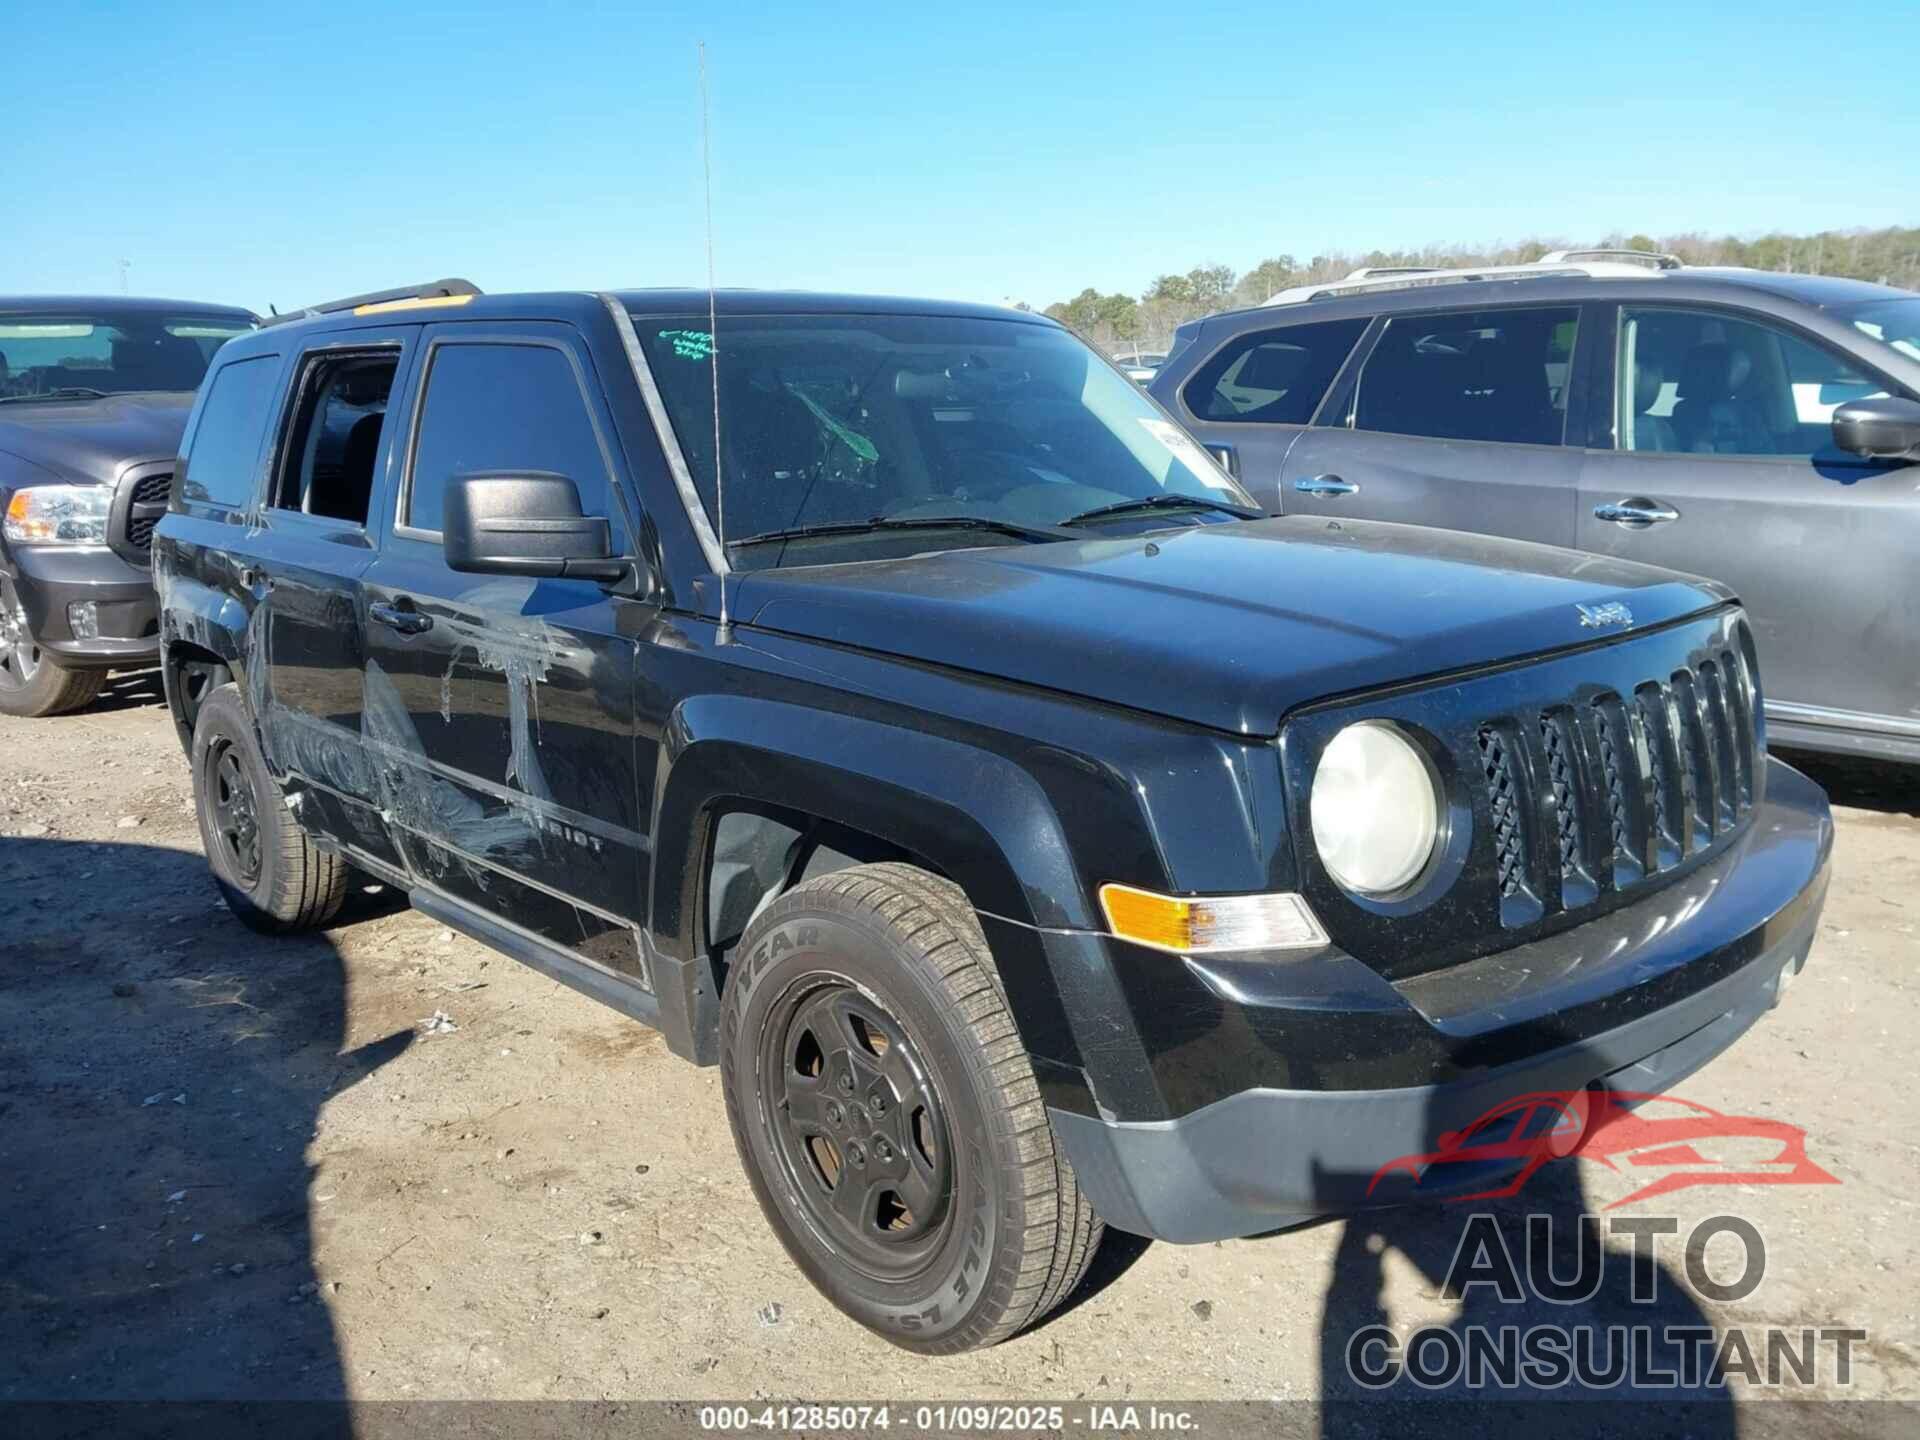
1673,343 -> 1769,454
723,379 -> 827,534
1630,356 -> 1679,452
310,412 -> 384,524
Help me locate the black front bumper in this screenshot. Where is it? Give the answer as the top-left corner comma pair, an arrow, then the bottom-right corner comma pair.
5,544 -> 158,669
1046,758 -> 1834,1242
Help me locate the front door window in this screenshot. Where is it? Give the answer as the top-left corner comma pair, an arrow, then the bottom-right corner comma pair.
1616,307 -> 1889,457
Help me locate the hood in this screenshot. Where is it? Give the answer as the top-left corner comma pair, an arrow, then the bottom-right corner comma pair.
0,392 -> 193,487
735,517 -> 1732,735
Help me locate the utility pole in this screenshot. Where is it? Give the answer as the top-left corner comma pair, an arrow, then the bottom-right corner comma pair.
118,259 -> 130,295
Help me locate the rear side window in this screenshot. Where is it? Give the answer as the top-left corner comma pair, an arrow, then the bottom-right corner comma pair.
1182,318 -> 1367,423
404,342 -> 613,537
179,355 -> 282,508
1353,306 -> 1578,446
269,349 -> 399,526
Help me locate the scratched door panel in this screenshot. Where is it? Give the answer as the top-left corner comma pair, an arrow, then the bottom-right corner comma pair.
358,319 -> 652,977
360,555 -> 646,954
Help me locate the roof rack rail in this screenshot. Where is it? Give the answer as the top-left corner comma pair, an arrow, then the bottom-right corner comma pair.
1298,266 -> 1590,304
1535,248 -> 1682,270
261,278 -> 482,328
1261,253 -> 1685,308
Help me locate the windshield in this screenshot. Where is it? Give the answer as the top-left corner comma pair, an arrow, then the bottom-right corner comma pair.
1845,298 -> 1920,366
0,311 -> 253,400
632,310 -> 1254,568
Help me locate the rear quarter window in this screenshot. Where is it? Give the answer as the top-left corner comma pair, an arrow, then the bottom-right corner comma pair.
179,355 -> 282,509
1180,318 -> 1368,424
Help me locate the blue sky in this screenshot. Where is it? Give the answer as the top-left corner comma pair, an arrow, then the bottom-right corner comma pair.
9,1 -> 1917,314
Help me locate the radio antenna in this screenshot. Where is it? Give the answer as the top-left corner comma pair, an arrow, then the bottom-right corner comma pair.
699,40 -> 729,636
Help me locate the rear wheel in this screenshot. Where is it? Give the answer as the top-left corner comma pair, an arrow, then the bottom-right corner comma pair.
0,576 -> 104,718
192,683 -> 348,932
720,862 -> 1102,1354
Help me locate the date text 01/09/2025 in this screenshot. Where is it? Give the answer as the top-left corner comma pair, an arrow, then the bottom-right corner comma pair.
696,1404 -> 1200,1431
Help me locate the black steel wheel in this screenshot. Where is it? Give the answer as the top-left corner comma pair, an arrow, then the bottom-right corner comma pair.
206,739 -> 264,885
191,683 -> 348,932
763,980 -> 955,1276
721,862 -> 1103,1354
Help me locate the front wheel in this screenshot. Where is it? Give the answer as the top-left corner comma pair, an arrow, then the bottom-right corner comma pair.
0,575 -> 104,718
720,862 -> 1102,1354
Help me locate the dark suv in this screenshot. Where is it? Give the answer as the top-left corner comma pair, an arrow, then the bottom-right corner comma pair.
1150,256 -> 1920,764
154,281 -> 1832,1354
0,296 -> 257,716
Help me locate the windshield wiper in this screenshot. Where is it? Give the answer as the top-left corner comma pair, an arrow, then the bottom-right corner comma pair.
729,514 -> 1070,549
0,387 -> 111,405
1061,492 -> 1262,527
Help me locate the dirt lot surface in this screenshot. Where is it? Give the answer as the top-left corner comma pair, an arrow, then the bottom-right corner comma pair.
2,677 -> 1916,1428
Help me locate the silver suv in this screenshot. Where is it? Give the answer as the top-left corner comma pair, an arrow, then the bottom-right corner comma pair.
1150,254 -> 1920,764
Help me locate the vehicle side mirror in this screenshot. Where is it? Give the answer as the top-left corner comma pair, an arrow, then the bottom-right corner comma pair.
442,472 -> 630,582
1831,395 -> 1920,461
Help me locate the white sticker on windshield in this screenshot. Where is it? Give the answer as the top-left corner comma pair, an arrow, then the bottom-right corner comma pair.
1137,417 -> 1236,491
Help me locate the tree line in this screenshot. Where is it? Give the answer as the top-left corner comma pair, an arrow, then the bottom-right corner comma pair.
1041,225 -> 1920,354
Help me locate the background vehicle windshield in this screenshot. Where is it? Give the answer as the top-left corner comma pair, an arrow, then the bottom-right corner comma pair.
0,311 -> 253,399
1845,298 -> 1920,366
632,311 -> 1252,562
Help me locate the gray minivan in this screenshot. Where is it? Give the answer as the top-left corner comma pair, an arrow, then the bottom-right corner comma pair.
1150,257 -> 1920,764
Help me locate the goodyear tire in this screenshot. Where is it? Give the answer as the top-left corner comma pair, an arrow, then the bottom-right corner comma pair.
720,862 -> 1102,1354
192,683 -> 348,932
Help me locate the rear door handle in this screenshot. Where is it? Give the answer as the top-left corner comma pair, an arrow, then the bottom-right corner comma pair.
369,600 -> 433,635
1593,497 -> 1680,526
1295,474 -> 1358,497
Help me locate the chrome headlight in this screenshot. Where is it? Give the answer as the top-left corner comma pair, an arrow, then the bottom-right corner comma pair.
4,485 -> 112,546
1309,721 -> 1441,898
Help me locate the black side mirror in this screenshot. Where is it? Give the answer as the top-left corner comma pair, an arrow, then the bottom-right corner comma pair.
1832,395 -> 1920,461
442,472 -> 630,582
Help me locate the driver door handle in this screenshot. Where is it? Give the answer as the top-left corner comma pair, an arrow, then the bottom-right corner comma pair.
1295,474 -> 1359,497
369,600 -> 433,635
1593,497 -> 1680,526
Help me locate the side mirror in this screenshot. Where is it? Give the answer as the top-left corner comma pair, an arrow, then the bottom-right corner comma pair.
442,472 -> 630,582
1832,395 -> 1920,461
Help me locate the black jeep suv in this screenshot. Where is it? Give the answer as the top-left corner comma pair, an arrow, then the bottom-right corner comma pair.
0,296 -> 256,716
153,281 -> 1833,1354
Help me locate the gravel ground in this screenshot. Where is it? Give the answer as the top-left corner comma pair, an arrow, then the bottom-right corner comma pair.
1,676 -> 1915,1427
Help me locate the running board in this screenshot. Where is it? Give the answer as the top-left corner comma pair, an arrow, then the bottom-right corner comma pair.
410,886 -> 665,1033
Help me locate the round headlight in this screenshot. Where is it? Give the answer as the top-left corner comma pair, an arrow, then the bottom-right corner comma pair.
1310,721 -> 1441,898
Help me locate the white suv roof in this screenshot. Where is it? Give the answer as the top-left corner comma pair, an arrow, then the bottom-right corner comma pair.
1258,249 -> 1683,308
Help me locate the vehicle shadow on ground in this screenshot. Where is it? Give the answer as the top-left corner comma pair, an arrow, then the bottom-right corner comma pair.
0,836 -> 409,1405
89,668 -> 167,714
1051,1028 -> 1738,1427
1311,1163 -> 1732,1432
1305,1030 -> 1736,1433
1775,747 -> 1920,818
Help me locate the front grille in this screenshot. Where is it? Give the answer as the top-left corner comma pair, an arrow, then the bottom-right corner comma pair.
1479,644 -> 1761,924
1477,726 -> 1527,899
123,471 -> 172,551
1282,610 -> 1763,979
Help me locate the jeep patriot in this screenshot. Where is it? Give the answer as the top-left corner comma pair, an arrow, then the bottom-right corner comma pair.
152,281 -> 1833,1353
